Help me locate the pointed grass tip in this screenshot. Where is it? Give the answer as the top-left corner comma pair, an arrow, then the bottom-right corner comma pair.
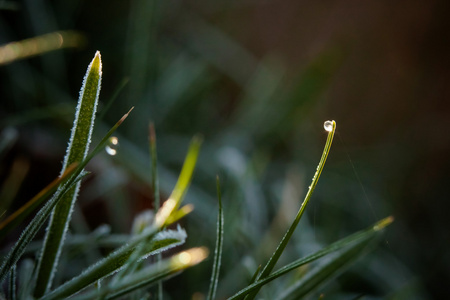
373,216 -> 394,231
89,51 -> 102,75
117,107 -> 134,125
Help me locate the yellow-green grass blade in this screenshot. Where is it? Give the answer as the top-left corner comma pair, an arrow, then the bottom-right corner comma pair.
0,31 -> 85,65
245,121 -> 336,300
154,136 -> 202,228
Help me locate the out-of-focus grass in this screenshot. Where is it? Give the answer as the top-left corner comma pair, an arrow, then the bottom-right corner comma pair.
0,0 -> 436,299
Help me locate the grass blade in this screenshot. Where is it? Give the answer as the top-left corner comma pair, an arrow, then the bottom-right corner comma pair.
75,248 -> 209,300
18,259 -> 35,300
34,51 -> 103,296
39,226 -> 187,300
276,222 -> 393,299
0,170 -> 88,283
0,108 -> 132,285
245,120 -> 336,300
207,176 -> 224,300
8,264 -> 16,300
0,163 -> 78,242
154,135 -> 202,228
227,216 -> 394,300
149,123 -> 163,300
0,31 -> 85,65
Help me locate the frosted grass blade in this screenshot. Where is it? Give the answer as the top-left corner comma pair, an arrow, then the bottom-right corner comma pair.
0,108 -> 132,285
8,265 -> 16,300
227,217 -> 394,300
245,121 -> 336,300
40,227 -> 187,300
207,176 -> 224,300
35,51 -> 102,297
0,171 -> 87,283
73,248 -> 208,300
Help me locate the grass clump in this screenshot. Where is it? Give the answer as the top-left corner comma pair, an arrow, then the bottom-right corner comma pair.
0,51 -> 392,299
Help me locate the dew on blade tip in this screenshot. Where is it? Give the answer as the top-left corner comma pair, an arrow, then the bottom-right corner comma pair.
324,120 -> 334,132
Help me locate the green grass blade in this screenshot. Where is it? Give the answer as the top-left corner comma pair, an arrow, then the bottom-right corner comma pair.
39,226 -> 187,300
149,123 -> 163,300
0,108 -> 132,285
154,135 -> 202,228
0,170 -> 88,283
0,163 -> 78,242
207,176 -> 224,300
74,248 -> 209,300
34,51 -> 103,297
227,216 -> 394,300
18,259 -> 35,300
276,223 -> 393,300
8,264 -> 16,300
149,123 -> 160,216
245,120 -> 336,300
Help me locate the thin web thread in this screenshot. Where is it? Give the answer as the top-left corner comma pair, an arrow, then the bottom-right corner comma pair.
336,131 -> 395,255
336,131 -> 378,221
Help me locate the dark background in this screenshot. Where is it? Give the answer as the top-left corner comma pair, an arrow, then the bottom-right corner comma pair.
1,0 -> 449,299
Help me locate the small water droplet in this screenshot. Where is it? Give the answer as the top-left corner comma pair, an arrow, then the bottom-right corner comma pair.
105,136 -> 119,156
324,120 -> 333,132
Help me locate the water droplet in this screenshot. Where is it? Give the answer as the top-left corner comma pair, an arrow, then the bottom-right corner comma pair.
324,120 -> 333,132
105,136 -> 119,156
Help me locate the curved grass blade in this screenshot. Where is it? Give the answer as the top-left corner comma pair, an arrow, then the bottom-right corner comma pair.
39,227 -> 187,300
207,176 -> 224,300
0,163 -> 78,242
245,120 -> 336,300
73,248 -> 209,300
0,108 -> 132,285
227,216 -> 394,300
34,51 -> 102,297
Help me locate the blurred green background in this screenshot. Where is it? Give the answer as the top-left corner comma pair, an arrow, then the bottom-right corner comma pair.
1,0 -> 449,299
